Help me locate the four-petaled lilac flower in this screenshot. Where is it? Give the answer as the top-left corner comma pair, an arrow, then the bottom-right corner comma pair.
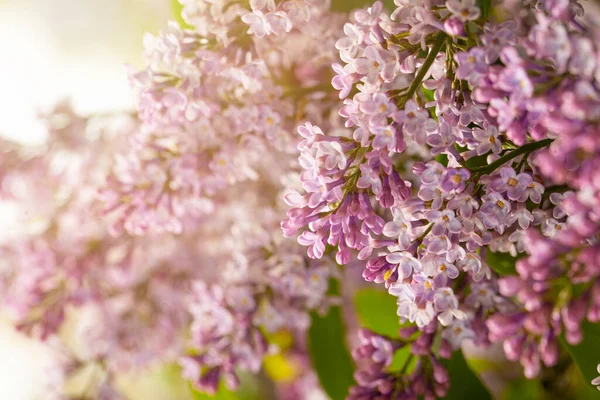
490,167 -> 533,202
480,192 -> 511,230
389,282 -> 416,302
446,0 -> 481,22
354,46 -> 397,85
440,168 -> 470,194
332,63 -> 356,99
372,125 -> 399,151
427,210 -> 463,236
386,252 -> 421,281
394,100 -> 436,145
455,48 -> 487,86
472,125 -> 502,155
382,208 -> 412,249
497,65 -> 533,99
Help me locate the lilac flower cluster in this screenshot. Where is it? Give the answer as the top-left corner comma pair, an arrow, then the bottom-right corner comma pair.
349,328 -> 453,399
181,234 -> 338,393
3,0 -> 600,398
102,0 -> 344,236
0,104 -> 200,398
2,1 -> 350,398
283,0 -> 600,394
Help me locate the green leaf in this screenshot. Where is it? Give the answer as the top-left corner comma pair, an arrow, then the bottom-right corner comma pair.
354,288 -> 400,338
442,350 -> 491,400
478,0 -> 492,18
561,321 -> 600,396
502,377 -> 544,400
485,249 -> 521,276
308,306 -> 355,400
436,153 -> 449,167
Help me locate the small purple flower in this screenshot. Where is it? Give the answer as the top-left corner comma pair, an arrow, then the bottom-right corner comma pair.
447,194 -> 479,218
360,92 -> 396,117
419,160 -> 446,186
455,48 -> 488,86
442,320 -> 476,348
426,234 -> 452,254
481,21 -> 517,63
297,231 -> 326,259
336,23 -> 364,60
427,210 -> 463,236
419,185 -> 444,210
386,252 -> 421,281
496,65 -> 533,99
394,100 -> 436,145
422,255 -> 460,287
472,125 -> 502,155
382,208 -> 412,248
440,168 -> 470,193
372,125 -> 400,151
446,0 -> 481,21
389,282 -> 416,302
357,164 -> 382,194
332,63 -> 357,99
354,0 -> 383,26
480,192 -> 511,230
433,287 -> 459,313
521,180 -> 544,204
353,46 -> 397,85
426,121 -> 457,156
490,167 -> 532,202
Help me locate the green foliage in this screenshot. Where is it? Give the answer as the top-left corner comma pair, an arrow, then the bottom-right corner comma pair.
171,0 -> 194,29
308,305 -> 356,400
442,350 -> 492,399
353,288 -> 418,373
190,371 -> 269,400
354,288 -> 400,338
485,249 -> 521,276
191,382 -> 238,400
478,0 -> 492,18
502,378 -> 544,400
561,321 -> 600,396
331,0 -> 396,12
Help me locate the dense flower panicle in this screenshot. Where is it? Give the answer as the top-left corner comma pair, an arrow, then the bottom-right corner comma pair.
348,328 -> 453,399
108,0 -> 346,236
0,106 -> 211,398
281,0 -> 600,393
1,1 -> 352,398
3,0 -> 600,398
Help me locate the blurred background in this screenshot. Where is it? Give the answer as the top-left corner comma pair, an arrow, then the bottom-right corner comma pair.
0,1 -> 171,399
0,0 -> 169,146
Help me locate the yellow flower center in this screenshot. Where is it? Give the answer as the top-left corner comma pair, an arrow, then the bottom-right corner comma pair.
384,269 -> 393,281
